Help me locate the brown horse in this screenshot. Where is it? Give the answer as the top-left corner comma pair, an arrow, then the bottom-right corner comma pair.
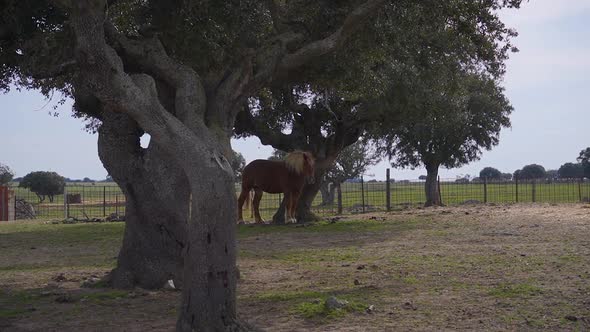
237,151 -> 315,224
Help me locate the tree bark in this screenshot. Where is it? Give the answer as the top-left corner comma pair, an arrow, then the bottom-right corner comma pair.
176,158 -> 245,331
320,182 -> 336,206
424,162 -> 442,207
98,112 -> 188,289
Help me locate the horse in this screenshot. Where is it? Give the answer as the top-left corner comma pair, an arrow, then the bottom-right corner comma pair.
237,151 -> 315,224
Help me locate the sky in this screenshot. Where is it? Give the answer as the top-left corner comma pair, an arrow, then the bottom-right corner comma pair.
1,0 -> 589,181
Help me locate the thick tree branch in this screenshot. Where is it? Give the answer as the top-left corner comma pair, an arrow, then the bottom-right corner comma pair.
234,108 -> 297,152
67,0 -> 231,177
274,0 -> 387,77
104,23 -> 206,129
265,0 -> 286,33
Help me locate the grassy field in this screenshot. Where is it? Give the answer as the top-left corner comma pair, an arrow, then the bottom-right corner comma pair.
9,180 -> 590,220
1,204 -> 589,331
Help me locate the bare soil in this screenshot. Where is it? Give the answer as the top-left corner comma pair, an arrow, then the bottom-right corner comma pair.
1,203 -> 589,331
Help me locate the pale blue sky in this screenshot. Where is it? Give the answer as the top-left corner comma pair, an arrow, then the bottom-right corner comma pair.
1,0 -> 589,180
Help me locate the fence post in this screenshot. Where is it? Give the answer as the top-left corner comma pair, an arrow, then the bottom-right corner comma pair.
63,185 -> 68,219
103,186 -> 106,217
515,175 -> 519,203
437,176 -> 443,206
483,177 -> 488,203
579,178 -> 583,202
82,185 -> 85,216
386,169 -> 391,211
115,195 -> 119,215
532,179 -> 536,203
337,184 -> 343,214
361,176 -> 365,213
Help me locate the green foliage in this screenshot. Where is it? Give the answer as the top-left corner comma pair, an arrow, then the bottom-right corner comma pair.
577,147 -> 590,178
545,169 -> 558,180
480,167 -> 502,180
0,163 -> 14,185
518,164 -> 546,180
374,70 -> 513,172
558,163 -> 584,179
18,171 -> 65,202
268,149 -> 287,161
231,151 -> 246,181
325,140 -> 380,185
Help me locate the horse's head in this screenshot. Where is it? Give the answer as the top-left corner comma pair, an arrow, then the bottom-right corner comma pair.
285,150 -> 316,180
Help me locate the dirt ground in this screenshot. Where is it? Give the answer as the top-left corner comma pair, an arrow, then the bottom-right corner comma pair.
1,203 -> 589,331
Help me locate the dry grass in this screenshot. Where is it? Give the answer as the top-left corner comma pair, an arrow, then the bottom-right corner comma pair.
1,203 -> 589,331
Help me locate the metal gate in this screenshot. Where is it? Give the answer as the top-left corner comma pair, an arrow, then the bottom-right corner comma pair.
0,186 -> 15,221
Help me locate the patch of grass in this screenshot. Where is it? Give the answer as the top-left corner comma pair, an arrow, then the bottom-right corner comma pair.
0,308 -> 30,318
557,254 -> 582,263
0,222 -> 122,273
237,219 -> 420,238
82,290 -> 129,303
402,276 -> 419,285
2,290 -> 40,305
274,247 -> 361,264
0,222 -> 124,244
256,290 -> 324,302
488,282 -> 543,298
252,288 -> 374,321
293,298 -> 367,320
84,278 -> 110,288
0,290 -> 41,319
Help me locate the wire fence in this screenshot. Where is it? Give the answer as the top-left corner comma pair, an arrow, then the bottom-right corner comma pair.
7,171 -> 590,220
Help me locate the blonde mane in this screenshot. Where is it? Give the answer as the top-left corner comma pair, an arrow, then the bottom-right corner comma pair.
284,151 -> 314,175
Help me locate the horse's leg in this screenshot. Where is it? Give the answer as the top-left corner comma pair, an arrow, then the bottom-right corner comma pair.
283,191 -> 292,223
237,187 -> 250,223
285,191 -> 298,224
290,190 -> 302,223
253,189 -> 265,223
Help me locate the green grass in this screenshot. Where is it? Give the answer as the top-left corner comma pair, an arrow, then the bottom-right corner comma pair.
488,282 -> 543,298
237,218 -> 416,238
252,289 -> 369,321
294,299 -> 367,320
82,290 -> 129,303
275,247 -> 362,264
9,180 -> 590,220
0,222 -> 123,273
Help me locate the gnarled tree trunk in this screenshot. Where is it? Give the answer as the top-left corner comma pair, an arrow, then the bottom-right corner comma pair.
424,162 -> 442,207
62,1 -> 383,329
98,112 -> 188,289
320,182 -> 336,206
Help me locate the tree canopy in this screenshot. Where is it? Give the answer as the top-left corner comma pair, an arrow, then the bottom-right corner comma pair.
558,163 -> 584,179
578,148 -> 590,178
480,167 -> 502,180
324,139 -> 380,185
374,71 -> 513,171
517,164 -> 546,180
231,151 -> 246,181
0,163 -> 14,185
19,171 -> 65,202
371,68 -> 513,206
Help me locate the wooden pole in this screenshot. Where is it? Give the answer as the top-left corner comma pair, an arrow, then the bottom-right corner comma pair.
386,169 -> 391,211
